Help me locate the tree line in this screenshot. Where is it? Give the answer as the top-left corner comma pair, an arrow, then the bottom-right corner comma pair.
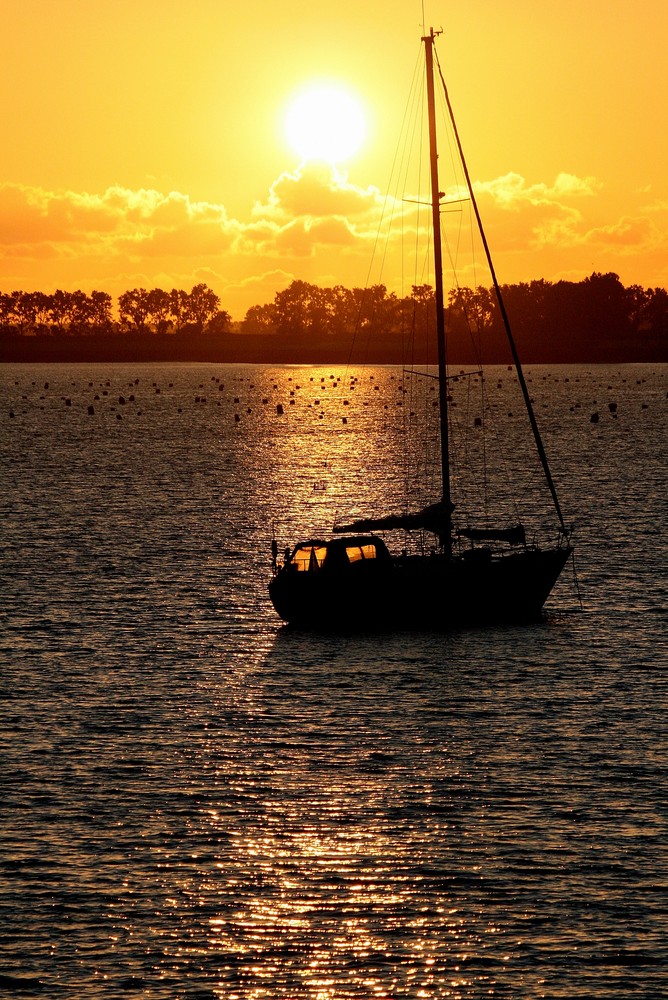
241,272 -> 667,349
1,272 -> 666,362
0,283 -> 231,336
237,272 -> 667,363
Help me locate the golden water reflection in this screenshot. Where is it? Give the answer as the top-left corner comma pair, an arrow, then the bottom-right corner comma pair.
189,748 -> 497,996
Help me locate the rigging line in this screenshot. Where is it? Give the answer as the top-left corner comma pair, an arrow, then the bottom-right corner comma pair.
433,43 -> 568,536
343,46 -> 423,373
402,56 -> 430,510
311,49 -> 423,511
571,550 -> 584,610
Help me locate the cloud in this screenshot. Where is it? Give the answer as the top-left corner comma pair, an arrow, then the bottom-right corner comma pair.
474,171 -> 600,210
456,171 -> 606,253
0,182 -> 236,259
254,162 -> 382,221
581,215 -> 664,252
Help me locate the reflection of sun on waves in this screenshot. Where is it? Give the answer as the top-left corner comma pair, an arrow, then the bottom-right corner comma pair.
261,365 -> 424,545
196,628 -> 494,995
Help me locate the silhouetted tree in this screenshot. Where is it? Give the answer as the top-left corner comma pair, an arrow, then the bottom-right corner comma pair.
186,283 -> 220,333
146,288 -> 172,334
88,291 -> 114,333
119,288 -> 151,332
241,302 -> 277,334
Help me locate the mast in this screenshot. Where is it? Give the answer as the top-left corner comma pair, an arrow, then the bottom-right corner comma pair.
423,29 -> 452,557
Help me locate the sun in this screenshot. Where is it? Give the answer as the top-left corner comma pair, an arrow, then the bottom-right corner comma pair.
285,84 -> 366,164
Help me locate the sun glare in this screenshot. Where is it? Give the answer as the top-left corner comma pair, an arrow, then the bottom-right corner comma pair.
285,84 -> 366,164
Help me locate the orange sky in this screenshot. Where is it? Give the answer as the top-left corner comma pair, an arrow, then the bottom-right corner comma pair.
2,0 -> 667,319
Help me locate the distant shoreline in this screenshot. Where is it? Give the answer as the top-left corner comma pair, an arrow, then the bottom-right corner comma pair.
1,333 -> 666,365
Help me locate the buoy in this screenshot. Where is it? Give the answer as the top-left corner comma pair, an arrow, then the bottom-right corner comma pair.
608,402 -> 617,413
234,413 -> 240,422
87,405 -> 94,415
590,412 -> 599,423
276,404 -> 284,414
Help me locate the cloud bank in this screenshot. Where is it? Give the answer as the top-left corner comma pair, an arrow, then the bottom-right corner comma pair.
1,163 -> 665,316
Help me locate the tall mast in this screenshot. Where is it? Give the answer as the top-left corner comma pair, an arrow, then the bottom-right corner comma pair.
423,28 -> 452,556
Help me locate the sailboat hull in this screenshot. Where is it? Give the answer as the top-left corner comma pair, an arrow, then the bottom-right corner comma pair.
269,544 -> 572,630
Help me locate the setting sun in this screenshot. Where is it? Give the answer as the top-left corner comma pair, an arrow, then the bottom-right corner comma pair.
285,84 -> 366,164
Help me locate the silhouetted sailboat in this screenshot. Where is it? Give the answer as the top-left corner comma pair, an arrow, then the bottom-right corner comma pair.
269,29 -> 573,629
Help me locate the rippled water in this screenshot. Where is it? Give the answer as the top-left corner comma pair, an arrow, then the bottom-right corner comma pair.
1,362 -> 666,998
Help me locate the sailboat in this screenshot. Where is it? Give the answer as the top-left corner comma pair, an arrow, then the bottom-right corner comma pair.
269,29 -> 573,629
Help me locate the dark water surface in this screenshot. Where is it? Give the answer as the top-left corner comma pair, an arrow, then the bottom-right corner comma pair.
1,363 -> 666,998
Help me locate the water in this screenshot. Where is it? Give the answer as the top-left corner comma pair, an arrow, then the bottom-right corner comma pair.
1,362 -> 666,998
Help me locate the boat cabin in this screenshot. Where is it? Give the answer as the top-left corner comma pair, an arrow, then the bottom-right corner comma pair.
286,535 -> 392,573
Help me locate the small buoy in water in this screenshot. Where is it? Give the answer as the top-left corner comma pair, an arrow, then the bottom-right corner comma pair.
342,416 -> 347,424
65,398 -> 72,406
9,410 -> 15,418
234,413 -> 240,422
276,404 -> 284,414
608,402 -> 617,413
474,416 -> 482,427
87,405 -> 94,415
590,412 -> 599,423
119,396 -> 125,405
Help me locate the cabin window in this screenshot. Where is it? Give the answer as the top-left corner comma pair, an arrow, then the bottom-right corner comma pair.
345,543 -> 377,563
292,545 -> 327,571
